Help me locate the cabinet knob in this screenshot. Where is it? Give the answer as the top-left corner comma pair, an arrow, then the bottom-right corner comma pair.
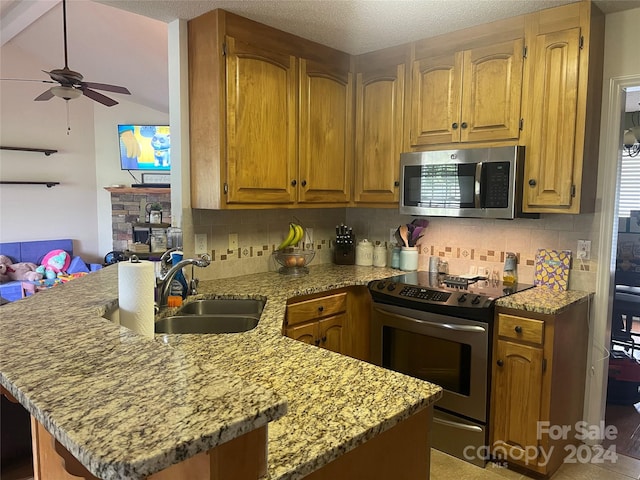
291,179 -> 297,186
318,305 -> 324,313
314,339 -> 320,346
515,325 -> 523,334
321,336 -> 327,343
461,122 -> 468,129
528,179 -> 537,187
394,181 -> 400,187
452,122 -> 459,130
497,359 -> 504,367
301,180 -> 307,187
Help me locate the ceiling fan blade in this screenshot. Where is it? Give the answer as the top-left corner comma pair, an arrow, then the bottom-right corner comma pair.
82,82 -> 130,95
1,78 -> 56,84
82,88 -> 118,107
34,89 -> 54,101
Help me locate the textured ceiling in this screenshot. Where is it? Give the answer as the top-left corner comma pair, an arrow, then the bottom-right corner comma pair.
1,0 -> 639,113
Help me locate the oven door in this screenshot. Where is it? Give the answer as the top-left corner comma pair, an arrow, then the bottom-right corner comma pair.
371,303 -> 489,423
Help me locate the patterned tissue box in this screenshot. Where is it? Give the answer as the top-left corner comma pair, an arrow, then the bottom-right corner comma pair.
534,249 -> 572,291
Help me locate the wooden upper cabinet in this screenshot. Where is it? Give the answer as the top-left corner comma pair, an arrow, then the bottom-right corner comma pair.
354,46 -> 408,204
521,1 -> 604,214
225,37 -> 297,204
298,58 -> 353,204
461,39 -> 524,143
411,52 -> 461,146
523,29 -> 580,209
411,39 -> 523,147
188,10 -> 352,209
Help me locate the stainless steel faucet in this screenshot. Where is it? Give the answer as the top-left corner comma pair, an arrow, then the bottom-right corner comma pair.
157,253 -> 211,307
159,247 -> 180,277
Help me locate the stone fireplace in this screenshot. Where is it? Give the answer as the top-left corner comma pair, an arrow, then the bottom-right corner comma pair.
105,187 -> 172,252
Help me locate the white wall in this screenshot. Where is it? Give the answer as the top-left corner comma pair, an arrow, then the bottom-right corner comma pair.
93,100 -> 168,257
0,43 -> 100,262
585,6 -> 640,432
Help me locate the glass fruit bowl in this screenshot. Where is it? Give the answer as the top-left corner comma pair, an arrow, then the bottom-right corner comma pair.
273,248 -> 315,275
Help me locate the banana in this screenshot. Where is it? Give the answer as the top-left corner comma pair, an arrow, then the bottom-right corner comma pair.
292,223 -> 304,247
277,223 -> 296,250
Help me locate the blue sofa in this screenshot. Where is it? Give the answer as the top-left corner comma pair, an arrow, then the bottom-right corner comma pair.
0,239 -> 101,302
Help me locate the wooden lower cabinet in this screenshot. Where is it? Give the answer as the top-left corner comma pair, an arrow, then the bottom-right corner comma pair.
490,301 -> 589,476
31,416 -> 267,480
284,286 -> 371,361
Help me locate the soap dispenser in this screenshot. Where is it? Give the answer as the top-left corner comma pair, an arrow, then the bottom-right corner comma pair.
503,252 -> 518,285
170,251 -> 189,299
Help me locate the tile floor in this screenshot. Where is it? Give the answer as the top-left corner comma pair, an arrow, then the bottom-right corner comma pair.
5,449 -> 639,480
431,448 -> 640,480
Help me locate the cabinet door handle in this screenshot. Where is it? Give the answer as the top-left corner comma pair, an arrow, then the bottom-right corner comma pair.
291,179 -> 297,186
314,339 -> 320,346
461,122 -> 468,129
321,336 -> 327,343
528,179 -> 537,187
497,360 -> 504,367
301,180 -> 307,187
515,325 -> 523,334
452,122 -> 459,130
318,305 -> 324,313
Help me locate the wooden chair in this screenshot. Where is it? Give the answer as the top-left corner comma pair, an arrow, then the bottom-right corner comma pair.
20,282 -> 38,298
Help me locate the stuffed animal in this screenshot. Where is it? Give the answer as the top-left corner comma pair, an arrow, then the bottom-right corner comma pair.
0,255 -> 43,282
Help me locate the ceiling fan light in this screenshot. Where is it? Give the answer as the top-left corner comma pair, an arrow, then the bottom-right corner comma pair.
50,86 -> 82,100
623,129 -> 638,148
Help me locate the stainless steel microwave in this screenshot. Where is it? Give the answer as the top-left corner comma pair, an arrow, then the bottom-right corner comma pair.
399,146 -> 536,219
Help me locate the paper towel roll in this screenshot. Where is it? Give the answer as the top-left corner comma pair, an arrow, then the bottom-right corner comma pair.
118,260 -> 155,339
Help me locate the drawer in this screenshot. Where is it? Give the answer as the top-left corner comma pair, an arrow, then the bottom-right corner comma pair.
498,314 -> 544,345
286,292 -> 347,326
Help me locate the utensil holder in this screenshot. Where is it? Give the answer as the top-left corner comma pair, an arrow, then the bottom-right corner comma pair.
399,247 -> 419,271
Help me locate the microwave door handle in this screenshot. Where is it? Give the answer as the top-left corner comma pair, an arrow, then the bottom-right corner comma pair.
474,162 -> 483,208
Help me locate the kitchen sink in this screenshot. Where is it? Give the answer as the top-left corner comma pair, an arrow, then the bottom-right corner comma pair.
155,314 -> 259,334
176,298 -> 264,316
155,298 -> 264,334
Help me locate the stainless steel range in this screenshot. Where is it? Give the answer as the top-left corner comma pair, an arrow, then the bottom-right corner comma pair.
369,271 -> 533,466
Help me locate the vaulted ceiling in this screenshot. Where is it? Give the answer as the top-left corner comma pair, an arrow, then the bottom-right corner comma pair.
1,0 -> 639,113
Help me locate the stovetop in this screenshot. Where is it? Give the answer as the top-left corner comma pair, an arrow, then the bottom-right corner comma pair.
368,271 -> 534,321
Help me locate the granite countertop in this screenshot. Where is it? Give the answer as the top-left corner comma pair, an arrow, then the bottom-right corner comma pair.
0,263 -> 442,480
496,285 -> 593,314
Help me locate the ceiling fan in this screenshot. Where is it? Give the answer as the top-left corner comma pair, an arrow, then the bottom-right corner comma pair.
4,0 -> 130,107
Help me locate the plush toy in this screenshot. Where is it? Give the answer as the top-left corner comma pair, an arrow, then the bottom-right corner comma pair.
0,255 -> 43,282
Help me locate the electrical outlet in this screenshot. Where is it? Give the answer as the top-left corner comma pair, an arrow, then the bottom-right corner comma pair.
228,233 -> 238,251
305,228 -> 314,246
577,240 -> 591,260
194,234 -> 207,255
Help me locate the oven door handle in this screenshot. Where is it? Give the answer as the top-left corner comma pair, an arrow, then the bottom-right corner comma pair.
377,309 -> 487,333
434,416 -> 484,433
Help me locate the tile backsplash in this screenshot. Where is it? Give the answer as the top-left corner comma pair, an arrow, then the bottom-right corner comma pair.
189,207 -> 597,292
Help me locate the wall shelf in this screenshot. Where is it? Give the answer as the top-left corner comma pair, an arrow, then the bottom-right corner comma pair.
0,181 -> 60,188
1,146 -> 58,156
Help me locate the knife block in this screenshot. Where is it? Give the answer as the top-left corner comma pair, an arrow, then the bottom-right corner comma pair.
334,244 -> 355,265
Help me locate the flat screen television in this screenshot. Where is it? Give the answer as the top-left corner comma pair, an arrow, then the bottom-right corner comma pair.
118,124 -> 170,171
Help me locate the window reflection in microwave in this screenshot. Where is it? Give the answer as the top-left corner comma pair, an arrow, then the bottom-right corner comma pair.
419,164 -> 475,207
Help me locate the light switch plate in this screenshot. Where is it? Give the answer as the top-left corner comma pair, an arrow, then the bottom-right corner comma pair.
229,233 -> 238,250
195,234 -> 207,255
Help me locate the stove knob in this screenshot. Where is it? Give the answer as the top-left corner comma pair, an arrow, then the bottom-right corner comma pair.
457,294 -> 467,303
471,295 -> 481,305
377,281 -> 386,289
387,283 -> 397,292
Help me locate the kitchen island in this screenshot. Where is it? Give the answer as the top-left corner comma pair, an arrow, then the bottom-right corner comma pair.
0,263 -> 442,479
